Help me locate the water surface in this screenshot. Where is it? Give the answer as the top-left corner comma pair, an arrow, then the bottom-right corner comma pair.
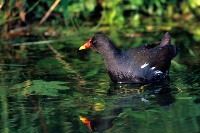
0,32 -> 200,133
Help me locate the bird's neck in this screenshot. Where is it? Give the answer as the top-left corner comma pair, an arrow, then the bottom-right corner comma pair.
99,47 -> 121,72
97,43 -> 120,60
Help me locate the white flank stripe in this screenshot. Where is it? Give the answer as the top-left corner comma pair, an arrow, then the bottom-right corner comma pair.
154,70 -> 163,74
141,63 -> 149,68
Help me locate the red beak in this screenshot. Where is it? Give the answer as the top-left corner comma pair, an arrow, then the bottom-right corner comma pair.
79,38 -> 92,50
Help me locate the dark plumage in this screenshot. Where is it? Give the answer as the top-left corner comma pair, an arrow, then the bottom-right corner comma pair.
79,32 -> 179,83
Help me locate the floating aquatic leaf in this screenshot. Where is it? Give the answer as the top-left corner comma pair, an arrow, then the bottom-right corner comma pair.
114,120 -> 125,126
130,112 -> 146,119
49,68 -> 73,74
189,48 -> 196,56
10,80 -> 70,96
86,68 -> 99,77
118,108 -> 132,118
37,58 -> 64,67
148,109 -> 161,113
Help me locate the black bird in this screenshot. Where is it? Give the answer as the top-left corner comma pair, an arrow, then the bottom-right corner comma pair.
79,32 -> 179,83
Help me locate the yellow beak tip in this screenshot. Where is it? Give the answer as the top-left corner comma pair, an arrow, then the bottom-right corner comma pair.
79,46 -> 86,50
79,116 -> 86,121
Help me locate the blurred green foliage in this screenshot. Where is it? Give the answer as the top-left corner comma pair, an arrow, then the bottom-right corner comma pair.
1,0 -> 200,28
0,0 -> 200,43
0,0 -> 200,57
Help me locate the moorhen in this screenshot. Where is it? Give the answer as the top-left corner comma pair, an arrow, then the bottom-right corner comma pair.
79,32 -> 179,83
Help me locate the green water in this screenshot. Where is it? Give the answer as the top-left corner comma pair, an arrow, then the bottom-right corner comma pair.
0,31 -> 200,133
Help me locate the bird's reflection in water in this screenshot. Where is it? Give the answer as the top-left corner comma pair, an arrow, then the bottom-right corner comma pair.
80,81 -> 178,132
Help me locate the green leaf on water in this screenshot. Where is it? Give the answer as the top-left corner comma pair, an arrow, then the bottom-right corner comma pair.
114,120 -> 125,126
10,80 -> 70,96
189,48 -> 196,56
37,58 -> 64,67
49,68 -> 73,74
130,112 -> 146,119
86,68 -> 99,77
118,108 -> 132,118
148,109 -> 161,113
